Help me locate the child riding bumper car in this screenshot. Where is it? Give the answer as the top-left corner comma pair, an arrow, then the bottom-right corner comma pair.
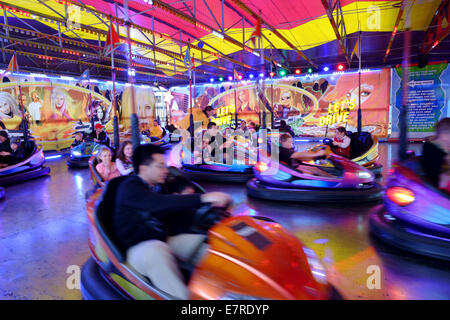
321,131 -> 382,176
67,138 -> 102,168
369,158 -> 450,261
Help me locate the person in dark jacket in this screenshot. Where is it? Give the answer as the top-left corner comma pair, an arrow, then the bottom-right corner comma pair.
9,139 -> 24,164
0,130 -> 12,167
278,133 -> 332,177
203,121 -> 231,163
278,120 -> 295,137
112,144 -> 231,299
165,123 -> 177,133
89,123 -> 110,146
420,117 -> 450,191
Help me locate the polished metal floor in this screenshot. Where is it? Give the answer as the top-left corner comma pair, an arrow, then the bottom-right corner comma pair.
0,142 -> 449,300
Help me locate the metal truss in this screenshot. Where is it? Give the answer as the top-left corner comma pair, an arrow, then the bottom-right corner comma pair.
321,0 -> 350,66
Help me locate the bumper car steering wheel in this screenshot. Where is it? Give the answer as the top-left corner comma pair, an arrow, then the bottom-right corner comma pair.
191,203 -> 231,233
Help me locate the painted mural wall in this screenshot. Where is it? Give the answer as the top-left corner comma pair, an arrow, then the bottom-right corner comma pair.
0,74 -> 156,150
2,63 -> 447,150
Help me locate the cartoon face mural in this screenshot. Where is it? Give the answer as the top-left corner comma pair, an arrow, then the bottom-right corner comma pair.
50,87 -> 73,121
318,69 -> 390,136
0,79 -> 113,150
0,91 -> 21,119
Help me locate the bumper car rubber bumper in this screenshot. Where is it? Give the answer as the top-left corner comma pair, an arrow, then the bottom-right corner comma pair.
0,166 -> 50,186
67,157 -> 90,168
81,257 -> 130,300
180,166 -> 254,183
369,204 -> 450,261
366,163 -> 383,176
246,178 -> 383,203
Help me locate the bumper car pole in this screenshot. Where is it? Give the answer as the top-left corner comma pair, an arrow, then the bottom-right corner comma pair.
357,31 -> 362,134
18,78 -> 29,142
399,29 -> 411,161
113,116 -> 120,150
111,45 -> 120,151
125,16 -> 140,151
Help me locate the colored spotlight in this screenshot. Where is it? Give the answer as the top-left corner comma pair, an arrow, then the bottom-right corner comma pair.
269,71 -> 275,77
323,66 -> 329,72
307,68 -> 313,73
238,75 -> 243,80
278,69 -> 287,77
249,74 -> 254,79
295,69 -> 301,75
259,73 -> 264,78
219,76 -> 224,81
228,76 -> 233,81
337,64 -> 344,71
210,78 -> 214,82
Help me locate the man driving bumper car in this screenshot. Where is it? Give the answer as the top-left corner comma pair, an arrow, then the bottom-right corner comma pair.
111,144 -> 231,299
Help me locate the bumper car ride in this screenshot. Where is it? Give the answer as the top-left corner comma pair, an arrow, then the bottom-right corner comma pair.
141,130 -> 171,150
319,132 -> 383,177
0,142 -> 50,186
179,162 -> 254,183
247,152 -> 382,203
369,160 -> 450,261
81,175 -> 339,300
67,142 -> 101,168
169,142 -> 256,183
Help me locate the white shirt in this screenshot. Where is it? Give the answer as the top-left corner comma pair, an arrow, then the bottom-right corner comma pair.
334,135 -> 351,148
116,158 -> 134,176
28,101 -> 42,121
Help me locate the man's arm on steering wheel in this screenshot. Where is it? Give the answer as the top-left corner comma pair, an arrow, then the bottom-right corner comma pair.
291,149 -> 326,162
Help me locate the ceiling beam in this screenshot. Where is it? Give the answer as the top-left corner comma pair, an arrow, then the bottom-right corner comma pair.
77,0 -> 254,70
321,0 -> 350,66
223,0 -> 286,69
383,0 -> 406,63
149,0 -> 280,68
420,0 -> 450,54
0,1 -> 231,76
227,0 -> 317,68
0,0 -> 243,73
